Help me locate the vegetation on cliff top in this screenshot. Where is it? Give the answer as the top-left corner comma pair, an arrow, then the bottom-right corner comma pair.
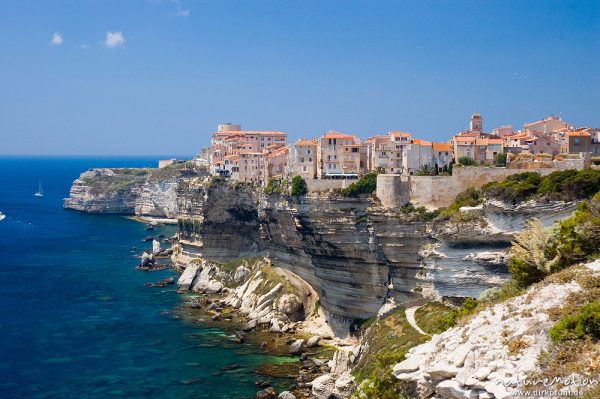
341,172 -> 378,197
508,192 -> 600,286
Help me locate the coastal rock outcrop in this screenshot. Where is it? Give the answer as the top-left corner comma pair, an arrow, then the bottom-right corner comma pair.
173,181 -> 430,335
63,164 -> 206,217
392,260 -> 600,399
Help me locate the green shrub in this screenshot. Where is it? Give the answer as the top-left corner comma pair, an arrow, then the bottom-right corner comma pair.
437,187 -> 482,220
507,194 -> 600,286
415,164 -> 434,176
481,172 -> 542,203
508,218 -> 560,285
341,172 -> 378,197
438,298 -> 478,330
458,156 -> 476,166
264,178 -> 287,195
290,175 -> 308,196
549,301 -> 600,343
551,194 -> 600,267
494,152 -> 507,167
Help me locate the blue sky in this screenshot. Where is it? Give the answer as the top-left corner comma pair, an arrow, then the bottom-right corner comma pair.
0,0 -> 599,155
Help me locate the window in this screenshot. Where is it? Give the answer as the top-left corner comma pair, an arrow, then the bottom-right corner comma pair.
574,138 -> 580,146
307,149 -> 311,154
301,157 -> 305,162
352,148 -> 358,153
309,158 -> 312,162
303,166 -> 307,172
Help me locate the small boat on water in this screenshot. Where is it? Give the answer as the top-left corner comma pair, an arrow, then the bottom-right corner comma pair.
34,181 -> 44,197
0,212 -> 5,221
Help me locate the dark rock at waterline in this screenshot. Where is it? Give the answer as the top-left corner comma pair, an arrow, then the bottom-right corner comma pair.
145,225 -> 154,231
145,277 -> 174,287
178,377 -> 204,385
188,298 -> 203,309
256,387 -> 277,399
143,236 -> 153,242
255,380 -> 271,388
222,364 -> 241,371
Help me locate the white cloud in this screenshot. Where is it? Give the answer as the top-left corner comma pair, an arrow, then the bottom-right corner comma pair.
104,31 -> 125,48
174,8 -> 190,17
172,0 -> 190,16
51,32 -> 63,45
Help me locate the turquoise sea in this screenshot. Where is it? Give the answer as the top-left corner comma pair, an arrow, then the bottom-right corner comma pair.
0,157 -> 293,399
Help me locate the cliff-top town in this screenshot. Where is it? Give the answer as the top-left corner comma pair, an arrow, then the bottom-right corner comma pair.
162,113 -> 600,186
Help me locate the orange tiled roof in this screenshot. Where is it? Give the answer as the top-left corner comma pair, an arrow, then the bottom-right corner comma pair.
267,147 -> 289,157
295,139 -> 317,146
487,139 -> 504,144
389,131 -> 411,138
506,132 -> 531,140
411,139 -> 432,146
321,131 -> 354,140
454,136 -> 476,142
215,130 -> 286,137
567,131 -> 591,137
432,142 -> 452,151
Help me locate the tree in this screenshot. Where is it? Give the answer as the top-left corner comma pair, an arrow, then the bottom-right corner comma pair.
415,164 -> 434,176
494,152 -> 507,167
340,172 -> 378,197
290,176 -> 308,196
458,156 -> 476,166
508,218 -> 560,285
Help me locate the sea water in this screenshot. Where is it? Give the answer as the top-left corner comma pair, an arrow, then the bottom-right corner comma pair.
0,157 -> 293,399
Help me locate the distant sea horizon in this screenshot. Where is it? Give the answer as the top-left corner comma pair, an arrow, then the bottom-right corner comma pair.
0,156 -> 293,399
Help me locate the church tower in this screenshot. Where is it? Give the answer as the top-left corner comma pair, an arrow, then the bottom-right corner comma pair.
470,112 -> 483,133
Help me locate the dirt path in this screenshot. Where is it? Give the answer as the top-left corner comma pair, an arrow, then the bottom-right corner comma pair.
405,306 -> 429,336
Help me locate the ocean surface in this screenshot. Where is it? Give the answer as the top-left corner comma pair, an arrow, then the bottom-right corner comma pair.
0,157 -> 293,399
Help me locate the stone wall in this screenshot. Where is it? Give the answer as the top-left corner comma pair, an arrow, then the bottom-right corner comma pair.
409,167 -> 559,208
376,174 -> 409,208
305,178 -> 353,193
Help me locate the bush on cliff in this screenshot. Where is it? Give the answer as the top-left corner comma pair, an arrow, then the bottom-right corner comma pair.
508,194 -> 600,286
508,218 -> 560,285
494,152 -> 507,167
290,175 -> 308,196
264,178 -> 288,195
482,171 -> 542,203
340,172 -> 378,197
458,156 -> 476,166
549,301 -> 600,343
482,169 -> 600,203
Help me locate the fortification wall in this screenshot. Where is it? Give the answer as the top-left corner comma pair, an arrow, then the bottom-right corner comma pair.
409,167 -> 562,208
376,174 -> 409,208
305,178 -> 352,192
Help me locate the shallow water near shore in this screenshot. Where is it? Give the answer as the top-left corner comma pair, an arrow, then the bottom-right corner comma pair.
0,157 -> 294,399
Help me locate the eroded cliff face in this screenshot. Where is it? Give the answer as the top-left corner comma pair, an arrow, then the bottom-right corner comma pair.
173,180 -> 429,335
63,164 -> 206,217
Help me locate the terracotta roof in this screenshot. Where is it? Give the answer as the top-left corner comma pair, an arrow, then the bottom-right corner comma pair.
454,136 -> 476,143
567,131 -> 591,137
506,133 -> 531,140
214,130 -> 286,137
389,131 -> 411,138
411,139 -> 432,146
432,142 -> 452,151
295,139 -> 317,146
267,147 -> 289,157
239,151 -> 264,155
321,131 -> 354,140
487,139 -> 504,144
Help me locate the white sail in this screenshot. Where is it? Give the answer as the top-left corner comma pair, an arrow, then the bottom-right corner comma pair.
34,181 -> 44,197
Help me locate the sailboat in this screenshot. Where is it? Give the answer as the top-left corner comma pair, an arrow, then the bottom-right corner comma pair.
34,181 -> 44,197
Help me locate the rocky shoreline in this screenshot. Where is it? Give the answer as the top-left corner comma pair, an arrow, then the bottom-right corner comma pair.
169,255 -> 357,398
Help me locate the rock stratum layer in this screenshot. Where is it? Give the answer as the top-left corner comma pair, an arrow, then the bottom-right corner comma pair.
63,164 -> 206,217
173,180 -> 429,335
